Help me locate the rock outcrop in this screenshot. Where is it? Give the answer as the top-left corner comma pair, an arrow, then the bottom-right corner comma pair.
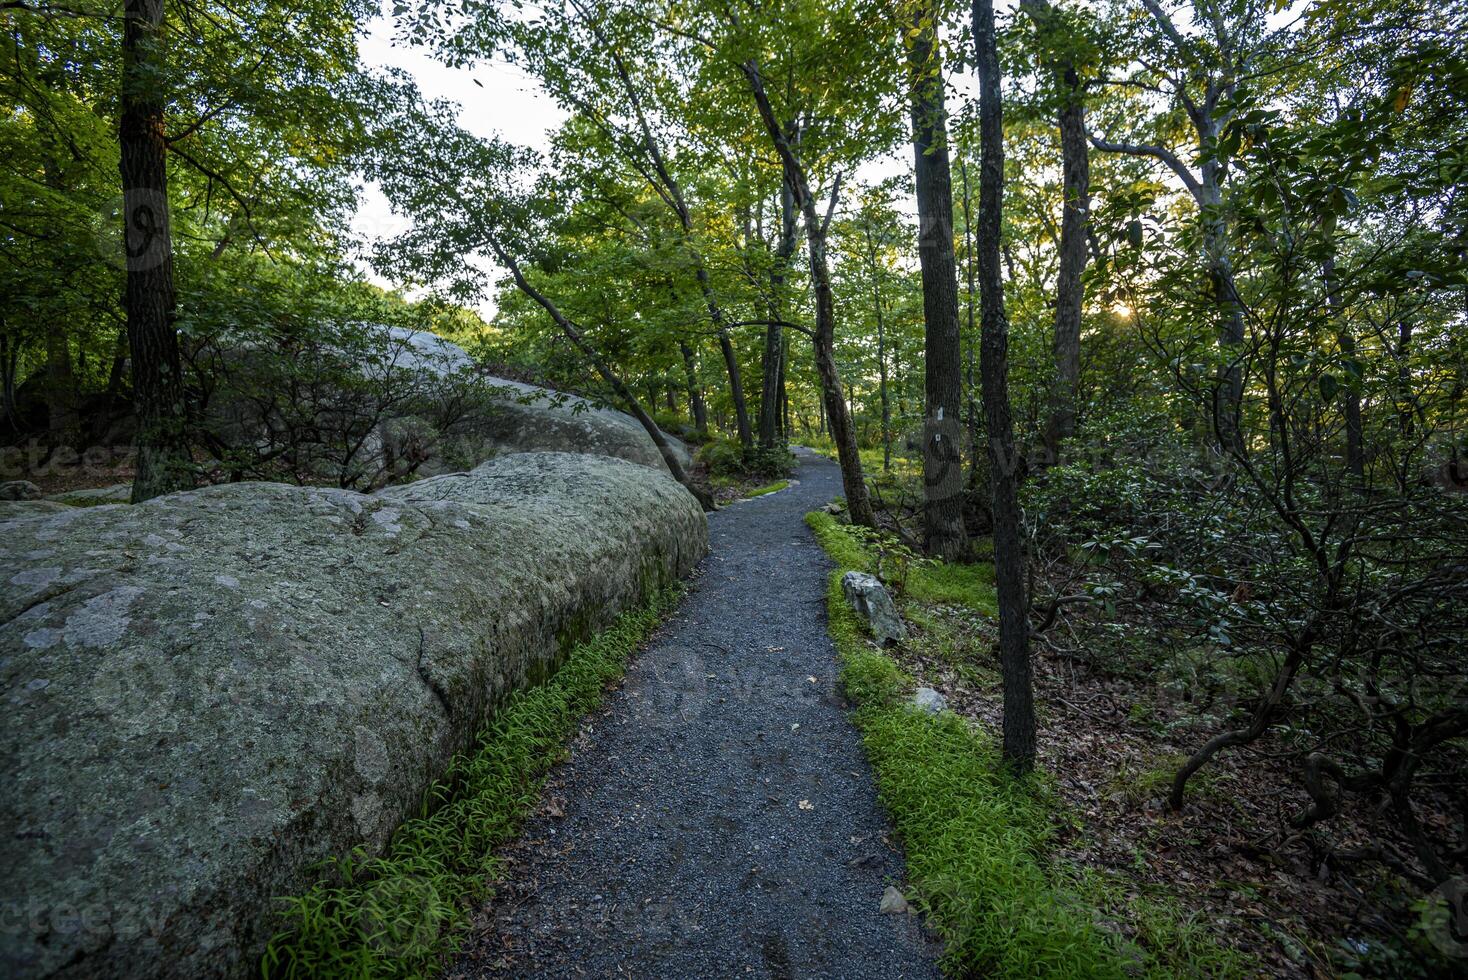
841,571 -> 907,647
466,375 -> 694,476
0,451 -> 707,979
371,326 -> 692,474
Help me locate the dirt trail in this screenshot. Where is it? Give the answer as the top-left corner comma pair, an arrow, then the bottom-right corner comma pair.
450,449 -> 939,979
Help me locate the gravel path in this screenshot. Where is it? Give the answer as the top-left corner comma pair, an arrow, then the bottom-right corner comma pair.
449,449 -> 940,979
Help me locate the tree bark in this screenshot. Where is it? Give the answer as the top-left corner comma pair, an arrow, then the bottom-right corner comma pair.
760,179 -> 799,449
1321,218 -> 1363,479
973,0 -> 1036,774
741,59 -> 874,527
907,0 -> 968,561
715,320 -> 753,447
863,224 -> 893,472
679,341 -> 709,437
487,235 -> 713,511
959,158 -> 982,478
45,326 -> 79,450
121,0 -> 192,502
0,331 -> 21,433
1020,0 -> 1090,464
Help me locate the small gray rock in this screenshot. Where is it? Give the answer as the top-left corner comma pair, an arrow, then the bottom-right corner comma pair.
841,571 -> 907,646
0,480 -> 41,500
879,885 -> 909,914
913,686 -> 948,714
46,483 -> 133,506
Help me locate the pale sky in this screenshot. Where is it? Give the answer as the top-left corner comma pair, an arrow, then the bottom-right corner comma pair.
350,3 -> 568,314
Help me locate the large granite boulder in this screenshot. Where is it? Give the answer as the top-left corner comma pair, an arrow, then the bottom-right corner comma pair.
205,324 -> 691,486
369,326 -> 692,473
0,451 -> 707,979
465,375 -> 693,475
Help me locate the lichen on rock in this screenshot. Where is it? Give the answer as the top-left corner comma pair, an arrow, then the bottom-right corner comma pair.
0,451 -> 707,979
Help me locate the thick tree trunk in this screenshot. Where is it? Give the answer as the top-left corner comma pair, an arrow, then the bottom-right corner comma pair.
121,0 -> 192,502
680,340 -> 709,437
741,59 -> 873,527
760,180 -> 799,448
907,0 -> 968,561
1022,0 -> 1091,465
974,0 -> 1035,774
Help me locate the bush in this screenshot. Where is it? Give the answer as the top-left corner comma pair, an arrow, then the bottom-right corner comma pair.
699,437 -> 795,480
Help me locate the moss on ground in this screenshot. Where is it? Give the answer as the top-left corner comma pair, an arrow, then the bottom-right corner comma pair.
261,588 -> 681,978
745,478 -> 789,497
806,511 -> 1250,979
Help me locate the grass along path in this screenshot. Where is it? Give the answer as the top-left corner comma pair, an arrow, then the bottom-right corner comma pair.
806,511 -> 1251,978
261,589 -> 683,978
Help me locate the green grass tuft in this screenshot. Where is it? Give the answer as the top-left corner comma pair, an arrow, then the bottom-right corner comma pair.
746,479 -> 789,497
806,511 -> 1250,979
261,588 -> 681,979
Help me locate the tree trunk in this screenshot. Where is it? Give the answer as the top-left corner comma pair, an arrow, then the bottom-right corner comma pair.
1021,0 -> 1090,463
1201,168 -> 1246,453
973,0 -> 1036,774
779,329 -> 790,440
1321,221 -> 1363,479
121,0 -> 192,502
680,340 -> 709,436
760,180 -> 799,448
713,304 -> 753,448
488,235 -> 713,510
741,59 -> 874,527
959,158 -> 982,478
0,331 -> 21,433
93,328 -> 129,444
45,326 -> 79,450
860,223 -> 893,471
908,0 -> 968,561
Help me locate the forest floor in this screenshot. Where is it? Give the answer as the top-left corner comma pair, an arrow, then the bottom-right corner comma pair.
448,449 -> 941,979
874,540 -> 1456,978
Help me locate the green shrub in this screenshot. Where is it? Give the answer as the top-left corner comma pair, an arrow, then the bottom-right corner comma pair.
806,511 -> 1251,979
700,437 -> 796,480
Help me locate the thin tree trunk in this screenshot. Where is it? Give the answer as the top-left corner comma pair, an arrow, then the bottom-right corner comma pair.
860,223 -> 892,471
1321,218 -> 1363,478
974,0 -> 1036,774
779,329 -> 790,440
959,158 -> 982,479
0,331 -> 20,433
488,235 -> 713,510
1022,0 -> 1090,464
121,0 -> 192,502
908,0 -> 968,561
45,326 -> 79,449
760,179 -> 799,448
680,340 -> 709,436
93,328 -> 129,444
741,59 -> 874,527
714,309 -> 753,448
